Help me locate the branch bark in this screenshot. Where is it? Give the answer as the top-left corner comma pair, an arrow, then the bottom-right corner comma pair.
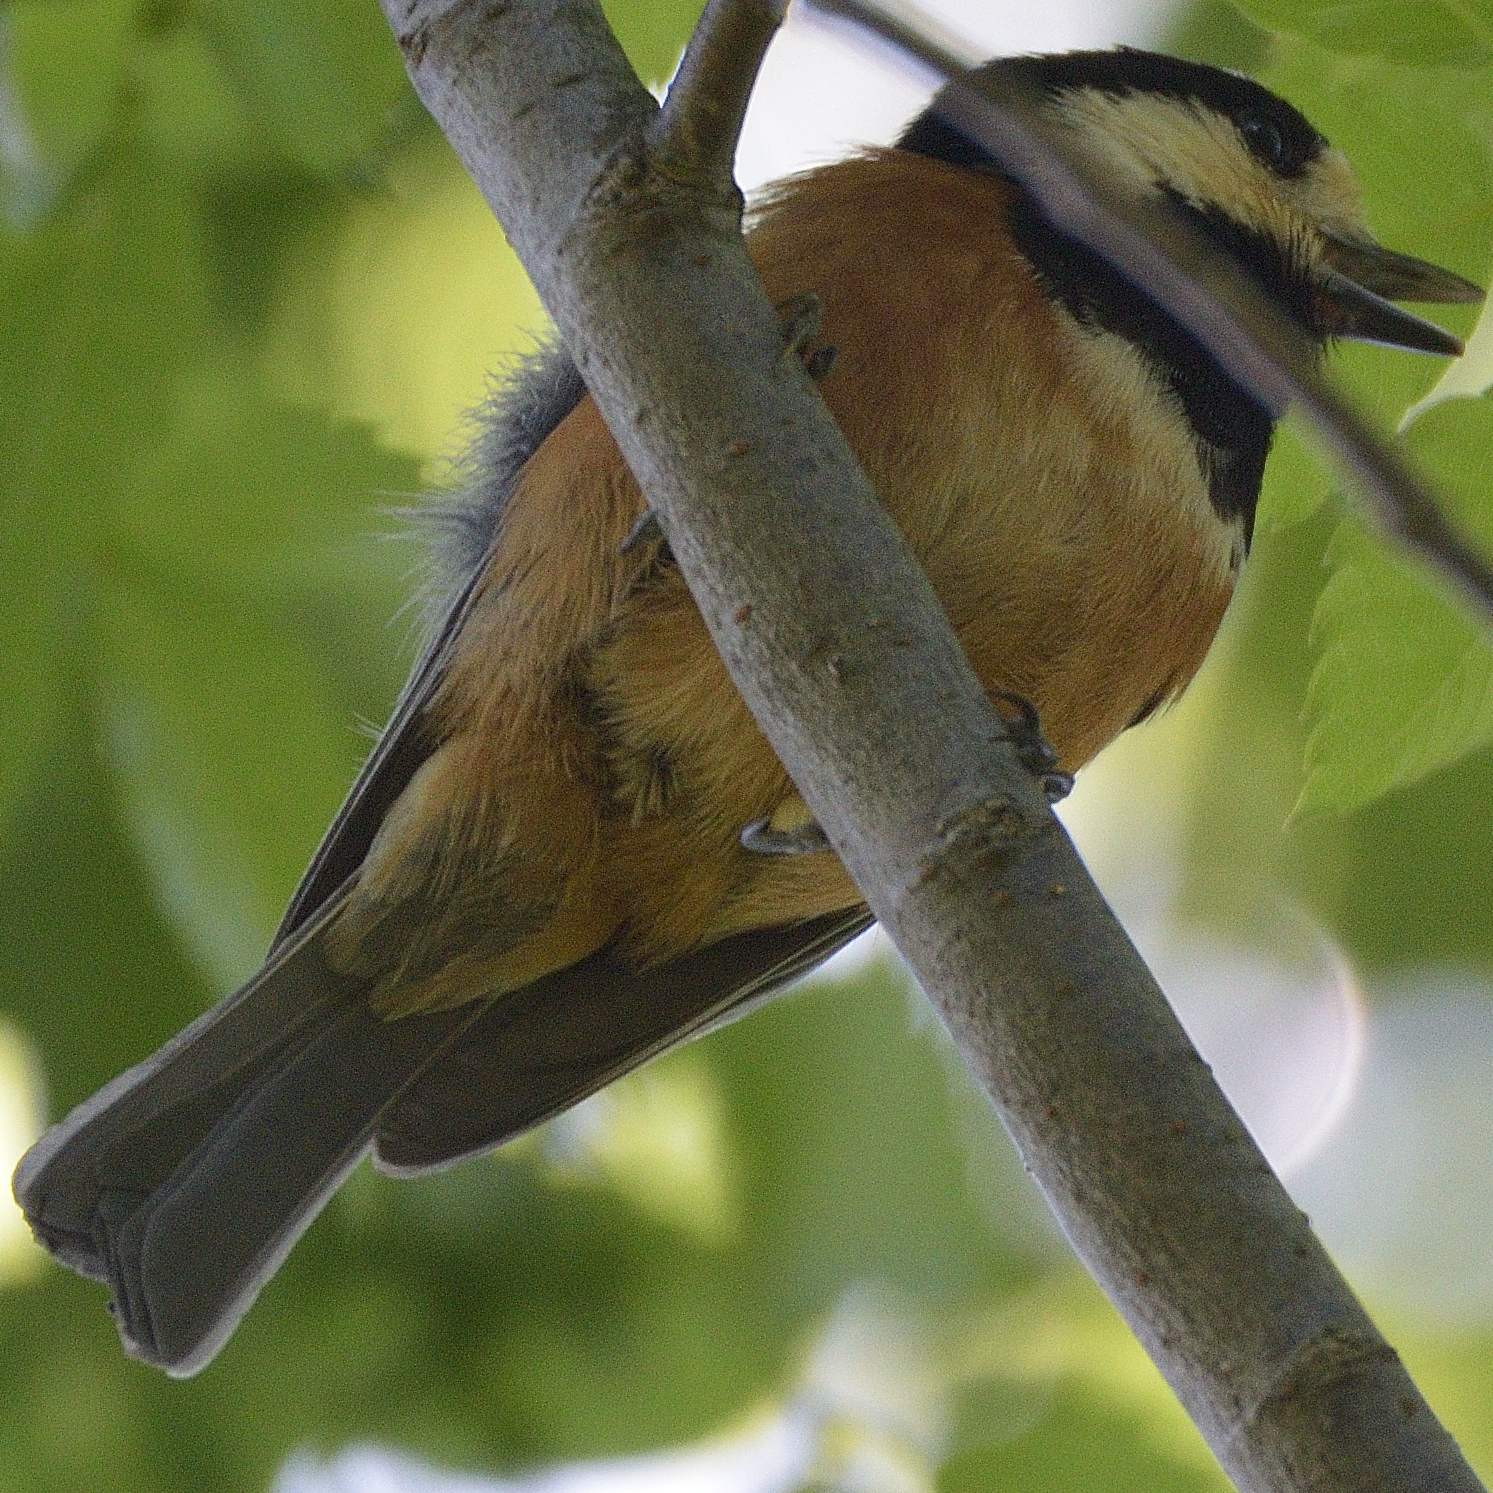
375,1 -> 1485,1488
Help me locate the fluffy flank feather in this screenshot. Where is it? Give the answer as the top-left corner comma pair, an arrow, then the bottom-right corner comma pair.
412,341 -> 588,638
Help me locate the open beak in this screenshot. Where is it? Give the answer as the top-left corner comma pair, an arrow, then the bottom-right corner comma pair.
1314,230 -> 1483,357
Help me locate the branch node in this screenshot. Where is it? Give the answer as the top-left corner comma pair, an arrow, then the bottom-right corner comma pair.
401,22 -> 430,66
1238,1326 -> 1401,1446
390,0 -> 484,66
914,793 -> 1035,889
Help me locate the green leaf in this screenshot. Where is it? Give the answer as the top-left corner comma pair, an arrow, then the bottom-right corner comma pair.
109,365 -> 422,595
133,22 -> 262,172
92,370 -> 422,988
602,0 -> 703,86
0,229 -> 76,835
1300,395 -> 1493,814
96,570 -> 372,988
199,0 -> 411,175
0,689 -> 215,1112
0,156 -> 207,837
1233,0 -> 1493,68
5,0 -> 136,189
943,1384 -> 1224,1493
1405,295 -> 1493,428
1244,37 -> 1493,814
1256,421 -> 1335,531
263,139 -> 546,461
1301,519 -> 1493,812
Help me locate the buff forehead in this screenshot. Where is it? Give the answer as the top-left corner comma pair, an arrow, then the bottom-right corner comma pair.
1048,88 -> 1371,246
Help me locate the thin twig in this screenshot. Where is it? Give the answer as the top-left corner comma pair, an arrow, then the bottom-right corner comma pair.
807,0 -> 1493,627
652,0 -> 788,187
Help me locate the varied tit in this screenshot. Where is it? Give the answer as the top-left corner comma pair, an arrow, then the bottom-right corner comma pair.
15,47 -> 1480,1376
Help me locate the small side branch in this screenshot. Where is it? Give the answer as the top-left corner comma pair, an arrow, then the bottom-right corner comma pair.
653,0 -> 788,187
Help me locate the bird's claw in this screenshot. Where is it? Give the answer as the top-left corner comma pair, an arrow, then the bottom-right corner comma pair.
776,292 -> 838,382
619,507 -> 671,560
804,344 -> 838,381
991,690 -> 1074,804
740,815 -> 832,856
776,292 -> 821,356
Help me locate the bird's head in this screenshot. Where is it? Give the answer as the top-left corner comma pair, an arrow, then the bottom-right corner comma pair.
902,48 -> 1481,357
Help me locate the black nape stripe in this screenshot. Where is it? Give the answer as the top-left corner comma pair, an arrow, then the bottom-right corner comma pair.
898,48 -> 1330,542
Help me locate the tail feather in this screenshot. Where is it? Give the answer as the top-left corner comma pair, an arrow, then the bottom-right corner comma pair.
14,902 -> 872,1375
15,906 -> 349,1270
12,903 -> 482,1376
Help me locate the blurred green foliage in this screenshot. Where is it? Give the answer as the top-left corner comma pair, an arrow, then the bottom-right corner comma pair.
4,1 -> 1493,1491
1229,0 -> 1493,68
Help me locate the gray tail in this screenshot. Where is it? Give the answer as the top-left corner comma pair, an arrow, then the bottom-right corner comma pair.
13,904 -> 871,1376
11,902 -> 482,1377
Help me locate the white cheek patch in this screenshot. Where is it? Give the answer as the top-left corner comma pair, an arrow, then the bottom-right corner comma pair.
1045,89 -> 1371,255
1050,90 -> 1268,216
1289,148 -> 1369,238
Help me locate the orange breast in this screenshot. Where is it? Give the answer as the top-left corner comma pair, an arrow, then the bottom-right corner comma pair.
418,148 -> 1239,974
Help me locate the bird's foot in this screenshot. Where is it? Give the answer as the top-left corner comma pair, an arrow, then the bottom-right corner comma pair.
776,291 -> 821,354
991,691 -> 1074,804
619,506 -> 673,564
741,792 -> 832,856
804,344 -> 838,381
776,292 -> 838,382
741,818 -> 832,856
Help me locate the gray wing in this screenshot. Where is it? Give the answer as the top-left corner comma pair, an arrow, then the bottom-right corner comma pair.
271,342 -> 587,948
376,907 -> 874,1174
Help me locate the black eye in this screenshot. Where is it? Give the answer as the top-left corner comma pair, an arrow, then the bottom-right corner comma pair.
1240,115 -> 1287,171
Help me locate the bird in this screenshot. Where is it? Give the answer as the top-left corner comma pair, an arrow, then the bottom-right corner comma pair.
14,47 -> 1481,1377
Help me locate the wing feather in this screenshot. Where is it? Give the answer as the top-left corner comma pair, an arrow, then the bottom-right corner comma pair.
271,343 -> 587,948
375,907 -> 874,1174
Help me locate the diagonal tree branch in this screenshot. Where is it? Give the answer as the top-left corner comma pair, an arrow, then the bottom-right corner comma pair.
376,0 -> 1485,1488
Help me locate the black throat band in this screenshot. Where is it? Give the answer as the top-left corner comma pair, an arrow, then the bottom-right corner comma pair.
899,92 -> 1328,549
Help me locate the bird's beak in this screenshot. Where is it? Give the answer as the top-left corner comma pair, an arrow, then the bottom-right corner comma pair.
1314,230 -> 1483,357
